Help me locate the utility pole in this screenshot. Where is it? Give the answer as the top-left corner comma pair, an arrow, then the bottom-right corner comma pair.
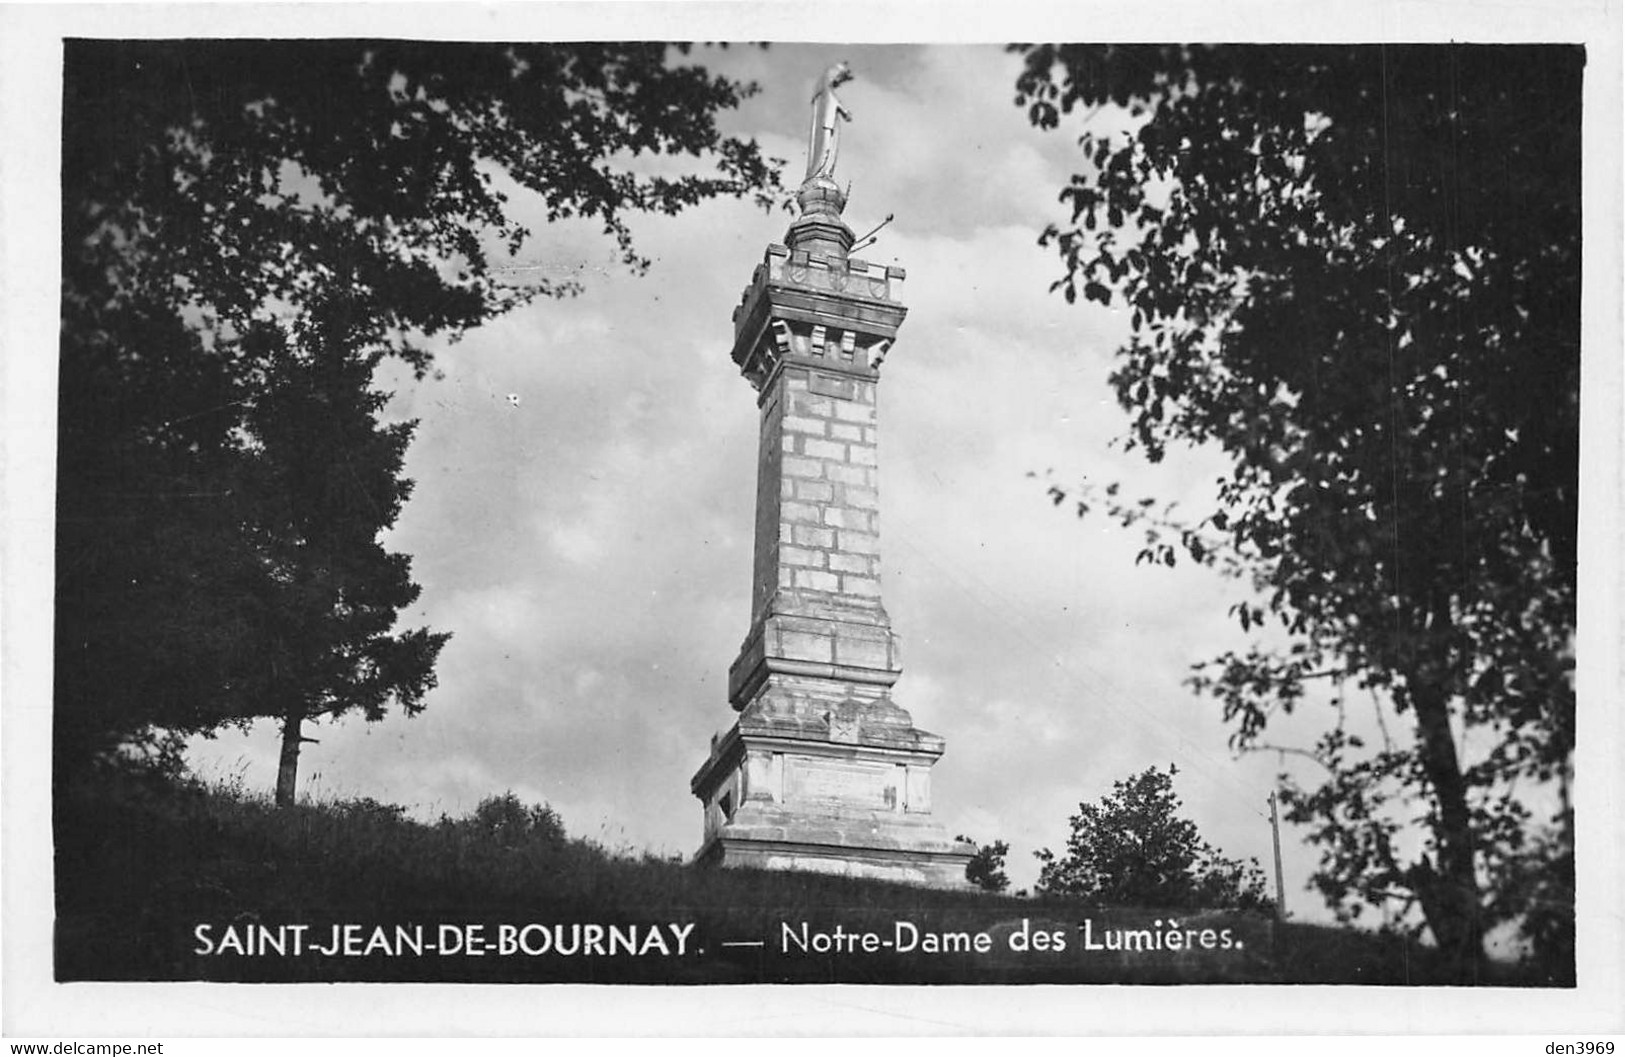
1267,790 -> 1287,920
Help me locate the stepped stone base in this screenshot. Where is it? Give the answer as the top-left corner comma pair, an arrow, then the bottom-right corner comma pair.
691,690 -> 975,888
696,830 -> 974,889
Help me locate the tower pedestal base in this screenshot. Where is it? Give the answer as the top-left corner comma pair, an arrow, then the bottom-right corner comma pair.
692,700 -> 974,888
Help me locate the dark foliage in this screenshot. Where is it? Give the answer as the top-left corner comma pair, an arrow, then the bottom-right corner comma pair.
1035,766 -> 1273,913
464,791 -> 568,848
56,41 -> 780,792
1014,44 -> 1579,978
54,769 -> 1548,984
957,835 -> 1012,893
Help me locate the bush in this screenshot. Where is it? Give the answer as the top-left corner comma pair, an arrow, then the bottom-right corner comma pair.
468,791 -> 566,847
957,835 -> 1011,893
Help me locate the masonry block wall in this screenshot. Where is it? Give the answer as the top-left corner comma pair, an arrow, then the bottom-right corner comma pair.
776,370 -> 882,601
752,365 -> 887,615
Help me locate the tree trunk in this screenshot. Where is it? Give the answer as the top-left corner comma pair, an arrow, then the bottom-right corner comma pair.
275,711 -> 304,807
1409,680 -> 1484,980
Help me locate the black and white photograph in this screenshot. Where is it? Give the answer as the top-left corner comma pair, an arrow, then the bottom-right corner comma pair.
3,0 -> 1621,1045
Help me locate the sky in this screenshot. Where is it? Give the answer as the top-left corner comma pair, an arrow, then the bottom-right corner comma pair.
4,4 -> 1624,1038
149,42 -> 1371,913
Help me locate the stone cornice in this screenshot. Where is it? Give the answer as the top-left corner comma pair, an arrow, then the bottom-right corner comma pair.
731,244 -> 907,392
690,722 -> 947,797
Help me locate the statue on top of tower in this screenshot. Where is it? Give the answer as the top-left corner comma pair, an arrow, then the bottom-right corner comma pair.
805,61 -> 854,184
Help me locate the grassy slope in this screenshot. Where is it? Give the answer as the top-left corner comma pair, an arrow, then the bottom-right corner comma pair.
53,771 -> 1557,985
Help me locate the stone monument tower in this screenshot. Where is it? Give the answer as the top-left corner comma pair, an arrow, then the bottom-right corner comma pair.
690,64 -> 973,886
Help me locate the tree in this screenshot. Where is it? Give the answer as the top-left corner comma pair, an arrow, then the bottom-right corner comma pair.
1035,766 -> 1272,912
957,835 -> 1012,893
242,306 -> 451,806
1014,45 -> 1578,976
56,42 -> 779,790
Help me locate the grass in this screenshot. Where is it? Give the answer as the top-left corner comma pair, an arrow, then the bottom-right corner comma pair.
53,766 -> 1564,985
